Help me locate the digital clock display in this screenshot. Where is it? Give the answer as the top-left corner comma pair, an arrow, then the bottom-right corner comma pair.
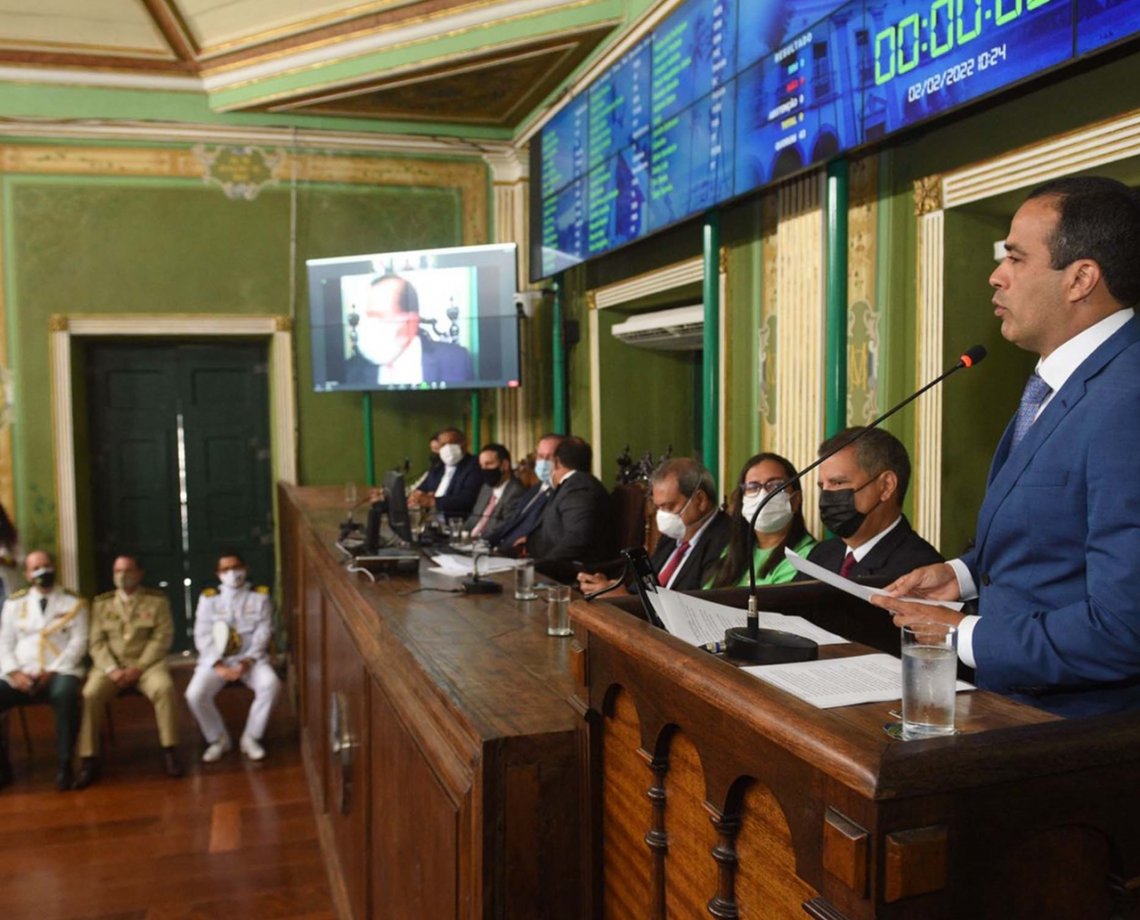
530,0 -> 1140,280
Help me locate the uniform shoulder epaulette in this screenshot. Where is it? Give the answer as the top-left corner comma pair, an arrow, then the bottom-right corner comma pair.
95,589 -> 116,601
60,588 -> 78,597
255,585 -> 270,595
202,587 -> 218,598
8,587 -> 28,599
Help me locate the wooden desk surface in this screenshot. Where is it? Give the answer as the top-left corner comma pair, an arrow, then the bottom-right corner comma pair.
285,483 -> 579,742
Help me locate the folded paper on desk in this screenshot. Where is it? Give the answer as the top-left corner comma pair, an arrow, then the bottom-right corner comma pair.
784,548 -> 964,611
428,553 -> 523,577
744,653 -> 973,709
652,588 -> 847,648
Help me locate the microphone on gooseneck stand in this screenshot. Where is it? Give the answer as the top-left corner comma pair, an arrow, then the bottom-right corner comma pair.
724,345 -> 988,663
462,545 -> 503,595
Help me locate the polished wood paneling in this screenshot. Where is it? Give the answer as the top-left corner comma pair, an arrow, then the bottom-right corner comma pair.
370,674 -> 459,917
601,689 -> 652,919
281,483 -> 581,920
323,594 -> 369,920
575,587 -> 1140,919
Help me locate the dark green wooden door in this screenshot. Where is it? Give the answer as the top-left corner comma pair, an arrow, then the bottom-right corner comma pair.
87,342 -> 273,652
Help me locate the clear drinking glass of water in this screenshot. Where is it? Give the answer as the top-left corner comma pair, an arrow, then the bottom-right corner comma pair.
901,623 -> 958,740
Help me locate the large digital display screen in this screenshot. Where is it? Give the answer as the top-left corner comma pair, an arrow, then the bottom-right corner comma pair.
530,0 -> 1140,280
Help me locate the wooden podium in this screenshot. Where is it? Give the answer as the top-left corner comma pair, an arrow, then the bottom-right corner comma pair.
569,586 -> 1140,920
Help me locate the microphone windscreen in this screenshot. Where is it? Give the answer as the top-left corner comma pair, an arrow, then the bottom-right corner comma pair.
960,344 -> 987,368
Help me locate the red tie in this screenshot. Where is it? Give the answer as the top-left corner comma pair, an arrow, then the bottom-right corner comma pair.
471,493 -> 498,538
657,541 -> 690,587
839,551 -> 856,578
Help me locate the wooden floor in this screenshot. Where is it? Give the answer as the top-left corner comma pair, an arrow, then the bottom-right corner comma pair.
0,665 -> 335,920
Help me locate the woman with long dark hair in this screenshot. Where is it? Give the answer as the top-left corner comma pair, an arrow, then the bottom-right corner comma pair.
705,452 -> 816,588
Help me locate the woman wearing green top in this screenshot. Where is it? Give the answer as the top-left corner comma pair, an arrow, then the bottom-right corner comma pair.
704,452 -> 817,589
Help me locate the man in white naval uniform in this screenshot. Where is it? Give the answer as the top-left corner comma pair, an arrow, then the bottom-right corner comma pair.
185,553 -> 280,762
0,550 -> 89,790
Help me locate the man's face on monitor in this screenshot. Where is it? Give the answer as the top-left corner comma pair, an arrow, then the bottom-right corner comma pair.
356,277 -> 419,367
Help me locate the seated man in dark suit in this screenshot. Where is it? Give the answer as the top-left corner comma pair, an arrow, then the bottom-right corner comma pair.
805,426 -> 943,581
345,273 -> 473,386
488,432 -> 563,552
408,427 -> 483,518
464,443 -> 525,539
522,436 -> 609,566
577,457 -> 731,594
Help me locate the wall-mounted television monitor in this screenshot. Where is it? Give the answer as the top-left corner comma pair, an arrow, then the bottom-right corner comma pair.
307,243 -> 521,392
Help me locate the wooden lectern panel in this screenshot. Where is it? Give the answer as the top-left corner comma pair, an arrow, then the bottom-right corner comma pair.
602,689 -> 652,918
574,590 -> 1140,919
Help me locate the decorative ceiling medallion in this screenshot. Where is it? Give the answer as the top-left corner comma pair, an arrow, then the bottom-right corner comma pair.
192,144 -> 284,200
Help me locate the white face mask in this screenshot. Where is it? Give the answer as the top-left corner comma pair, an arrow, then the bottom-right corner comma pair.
534,458 -> 554,485
742,489 -> 794,534
655,492 -> 695,543
356,319 -> 409,367
439,443 -> 464,467
219,569 -> 247,589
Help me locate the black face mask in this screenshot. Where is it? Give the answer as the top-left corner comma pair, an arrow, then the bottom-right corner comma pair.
480,468 -> 502,488
819,475 -> 880,538
31,567 -> 56,590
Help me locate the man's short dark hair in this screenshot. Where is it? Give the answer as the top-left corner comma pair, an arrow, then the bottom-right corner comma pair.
371,273 -> 420,314
217,551 -> 246,567
1027,176 -> 1140,307
652,457 -> 716,503
554,436 -> 592,472
480,443 -> 510,464
114,554 -> 142,569
819,426 -> 911,504
438,427 -> 466,442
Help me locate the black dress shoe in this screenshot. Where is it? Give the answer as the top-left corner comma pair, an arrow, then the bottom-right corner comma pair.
73,757 -> 100,790
56,765 -> 74,792
162,747 -> 183,778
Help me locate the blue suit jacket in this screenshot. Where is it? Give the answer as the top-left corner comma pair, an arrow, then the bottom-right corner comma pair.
417,453 -> 483,516
964,315 -> 1140,716
488,483 -> 552,551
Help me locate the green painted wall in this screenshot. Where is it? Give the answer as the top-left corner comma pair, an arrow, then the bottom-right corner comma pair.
3,162 -> 481,563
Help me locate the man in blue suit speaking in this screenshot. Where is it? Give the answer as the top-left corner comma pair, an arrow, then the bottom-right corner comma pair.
873,176 -> 1140,717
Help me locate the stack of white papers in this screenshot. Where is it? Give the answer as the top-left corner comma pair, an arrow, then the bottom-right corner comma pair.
427,553 -> 522,577
743,653 -> 973,709
650,587 -> 847,648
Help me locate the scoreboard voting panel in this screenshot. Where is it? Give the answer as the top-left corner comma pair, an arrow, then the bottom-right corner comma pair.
532,0 -> 1140,280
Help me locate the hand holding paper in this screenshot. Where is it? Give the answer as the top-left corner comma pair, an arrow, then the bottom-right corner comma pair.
784,549 -> 963,613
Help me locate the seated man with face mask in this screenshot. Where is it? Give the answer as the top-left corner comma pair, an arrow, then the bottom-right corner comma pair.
579,458 -> 731,594
408,427 -> 484,518
487,432 -> 564,553
464,443 -> 525,539
804,427 -> 943,581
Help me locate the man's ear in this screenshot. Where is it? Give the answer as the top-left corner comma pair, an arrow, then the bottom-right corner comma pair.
878,470 -> 899,503
1066,258 -> 1103,303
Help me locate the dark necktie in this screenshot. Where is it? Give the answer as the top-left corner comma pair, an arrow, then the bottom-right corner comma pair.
657,541 -> 690,587
839,551 -> 856,579
39,596 -> 47,614
1011,371 -> 1052,450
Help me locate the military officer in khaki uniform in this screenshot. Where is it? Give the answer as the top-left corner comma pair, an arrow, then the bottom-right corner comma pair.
0,549 -> 88,791
74,555 -> 182,788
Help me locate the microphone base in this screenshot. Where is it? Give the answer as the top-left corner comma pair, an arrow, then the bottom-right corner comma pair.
462,578 -> 503,595
723,626 -> 818,664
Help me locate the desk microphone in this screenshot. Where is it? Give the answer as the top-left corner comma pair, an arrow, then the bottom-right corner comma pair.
462,547 -> 503,595
725,344 -> 987,663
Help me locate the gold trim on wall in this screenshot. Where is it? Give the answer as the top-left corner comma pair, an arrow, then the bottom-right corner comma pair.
0,144 -> 489,244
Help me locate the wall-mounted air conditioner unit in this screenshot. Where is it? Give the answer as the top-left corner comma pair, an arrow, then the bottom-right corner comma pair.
610,305 -> 704,351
